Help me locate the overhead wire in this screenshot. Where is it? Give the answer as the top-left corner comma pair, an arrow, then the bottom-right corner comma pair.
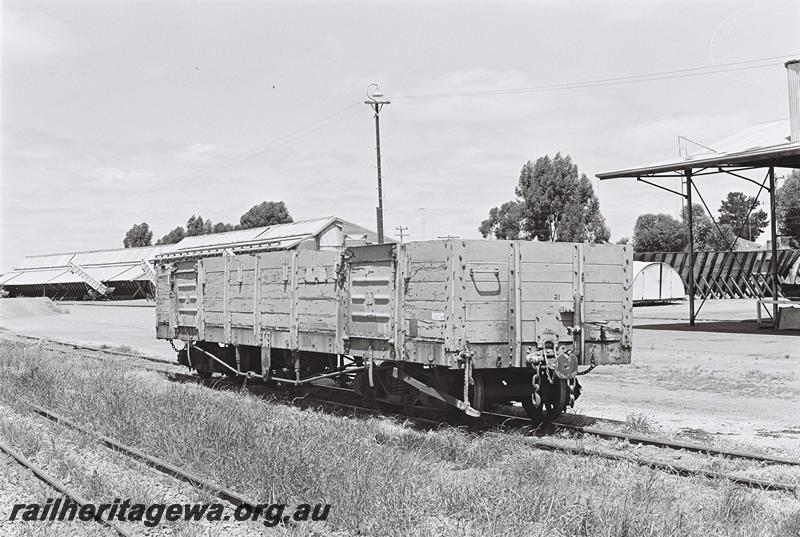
394,54 -> 798,100
161,53 -> 798,184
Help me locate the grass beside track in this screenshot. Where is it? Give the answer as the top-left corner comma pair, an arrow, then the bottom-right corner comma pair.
0,340 -> 798,537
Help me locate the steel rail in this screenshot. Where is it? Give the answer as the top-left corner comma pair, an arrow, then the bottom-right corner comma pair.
11,334 -> 176,367
552,421 -> 800,466
482,410 -> 800,467
11,336 -> 177,377
525,436 -> 797,492
0,439 -> 136,537
31,405 -> 262,510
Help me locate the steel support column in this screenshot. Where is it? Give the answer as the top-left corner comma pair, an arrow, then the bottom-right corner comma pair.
769,166 -> 779,327
685,168 -> 695,326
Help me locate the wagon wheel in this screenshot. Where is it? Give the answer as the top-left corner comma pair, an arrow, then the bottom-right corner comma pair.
522,377 -> 568,422
196,369 -> 213,380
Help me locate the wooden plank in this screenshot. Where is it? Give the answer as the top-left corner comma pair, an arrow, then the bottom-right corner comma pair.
405,241 -> 448,263
466,320 -> 509,342
297,298 -> 339,317
409,319 -> 445,340
255,267 -> 291,284
582,244 -> 623,265
229,311 -> 256,327
405,281 -> 449,302
259,312 -> 290,330
404,299 -> 448,311
296,315 -> 338,332
257,284 -> 292,299
229,256 -> 254,270
584,283 -> 623,303
520,301 -> 572,318
297,284 -> 337,299
517,241 -> 574,264
583,264 -> 621,284
255,251 -> 293,270
406,261 -> 449,282
584,301 -> 622,317
466,301 -> 508,321
463,239 -> 511,262
519,281 -> 573,302
519,262 -> 573,283
297,249 -> 340,266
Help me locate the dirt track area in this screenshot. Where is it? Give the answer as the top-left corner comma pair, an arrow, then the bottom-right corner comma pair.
1,297 -> 798,455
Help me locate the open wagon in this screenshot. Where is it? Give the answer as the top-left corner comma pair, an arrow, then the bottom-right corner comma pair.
155,239 -> 632,420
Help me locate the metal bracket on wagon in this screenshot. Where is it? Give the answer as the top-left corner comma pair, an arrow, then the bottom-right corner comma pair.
391,367 -> 481,418
524,331 -> 579,380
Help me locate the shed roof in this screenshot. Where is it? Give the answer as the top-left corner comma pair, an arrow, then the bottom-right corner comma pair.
16,245 -> 175,270
159,216 -> 380,260
597,119 -> 800,179
0,216 -> 380,287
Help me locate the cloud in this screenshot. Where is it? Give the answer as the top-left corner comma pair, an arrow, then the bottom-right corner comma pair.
85,167 -> 161,191
173,143 -> 224,164
2,5 -> 81,63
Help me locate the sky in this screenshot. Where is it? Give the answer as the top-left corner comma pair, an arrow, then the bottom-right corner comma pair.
2,0 -> 799,272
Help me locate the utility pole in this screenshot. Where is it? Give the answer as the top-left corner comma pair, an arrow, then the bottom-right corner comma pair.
365,84 -> 390,243
395,225 -> 408,243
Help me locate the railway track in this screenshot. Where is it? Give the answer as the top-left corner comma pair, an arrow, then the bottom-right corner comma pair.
168,372 -> 800,492
4,333 -> 181,376
30,405 -> 263,511
0,439 -> 135,537
482,410 -> 800,466
8,335 -> 799,493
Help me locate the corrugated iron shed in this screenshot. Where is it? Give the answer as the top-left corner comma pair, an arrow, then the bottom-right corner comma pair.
157,216 -> 382,261
0,244 -> 177,299
0,216 -> 381,300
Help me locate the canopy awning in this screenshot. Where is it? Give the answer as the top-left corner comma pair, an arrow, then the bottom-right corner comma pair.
597,119 -> 800,179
